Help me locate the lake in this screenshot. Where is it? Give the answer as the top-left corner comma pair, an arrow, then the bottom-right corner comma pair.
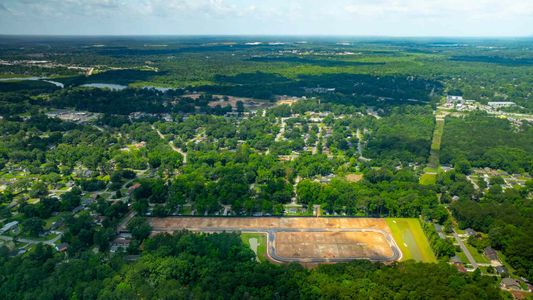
80,83 -> 128,91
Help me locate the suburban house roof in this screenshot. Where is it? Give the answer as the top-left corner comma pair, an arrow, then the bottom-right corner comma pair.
501,278 -> 521,290
484,247 -> 499,261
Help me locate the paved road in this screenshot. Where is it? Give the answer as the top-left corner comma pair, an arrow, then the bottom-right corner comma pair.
152,226 -> 402,263
356,128 -> 371,161
117,211 -> 136,233
152,125 -> 188,163
275,118 -> 287,142
453,230 -> 478,269
0,232 -> 62,246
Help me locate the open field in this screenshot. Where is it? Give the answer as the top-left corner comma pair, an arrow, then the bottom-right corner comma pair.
241,233 -> 267,262
386,218 -> 436,263
419,173 -> 437,185
466,244 -> 490,263
275,231 -> 393,260
208,95 -> 273,110
345,173 -> 364,183
150,217 -> 401,263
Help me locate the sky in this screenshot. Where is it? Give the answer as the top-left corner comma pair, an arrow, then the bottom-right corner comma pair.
0,0 -> 532,36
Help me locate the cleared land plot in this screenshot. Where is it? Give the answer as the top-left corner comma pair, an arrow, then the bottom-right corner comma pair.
150,217 -> 391,231
419,173 -> 437,185
466,244 -> 489,263
345,173 -> 364,183
150,217 -> 400,263
275,231 -> 393,260
386,218 -> 436,263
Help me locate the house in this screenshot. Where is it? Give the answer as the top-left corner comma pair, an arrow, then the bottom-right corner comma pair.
465,228 -> 477,237
55,243 -> 69,252
128,183 -> 141,195
304,87 -> 336,94
450,255 -> 462,264
500,278 -> 521,290
0,221 -> 19,234
110,237 -> 131,253
488,102 -> 516,109
50,221 -> 63,230
72,205 -> 84,214
81,197 -> 95,207
484,247 -> 499,261
454,263 -> 467,273
118,232 -> 132,239
434,224 -> 446,239
447,95 -> 464,103
496,266 -> 508,275
16,248 -> 27,256
450,255 -> 467,272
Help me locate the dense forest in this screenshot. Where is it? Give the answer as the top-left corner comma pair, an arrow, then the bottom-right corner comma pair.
441,113 -> 533,174
0,231 -> 502,299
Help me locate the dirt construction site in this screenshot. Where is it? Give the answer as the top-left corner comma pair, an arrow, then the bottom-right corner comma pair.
149,217 -> 402,263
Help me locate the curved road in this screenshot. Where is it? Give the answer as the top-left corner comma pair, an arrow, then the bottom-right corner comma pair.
152,226 -> 402,263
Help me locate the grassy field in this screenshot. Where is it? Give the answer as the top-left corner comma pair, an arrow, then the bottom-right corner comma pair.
386,218 -> 437,263
241,233 -> 267,262
428,119 -> 445,168
419,173 -> 437,185
457,251 -> 469,264
466,244 -> 489,263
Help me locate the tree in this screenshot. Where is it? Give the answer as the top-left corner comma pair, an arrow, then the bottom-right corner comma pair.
29,181 -> 48,198
22,217 -> 44,236
127,217 -> 152,241
454,159 -> 472,175
297,179 -> 322,205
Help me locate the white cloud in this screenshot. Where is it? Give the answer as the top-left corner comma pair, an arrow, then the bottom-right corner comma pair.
343,0 -> 533,20
0,0 -> 532,35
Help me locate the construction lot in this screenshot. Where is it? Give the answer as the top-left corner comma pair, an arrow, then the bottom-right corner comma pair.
149,217 -> 402,263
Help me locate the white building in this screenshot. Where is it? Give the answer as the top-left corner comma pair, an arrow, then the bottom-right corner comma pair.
488,102 -> 515,109
446,95 -> 464,103
0,221 -> 18,234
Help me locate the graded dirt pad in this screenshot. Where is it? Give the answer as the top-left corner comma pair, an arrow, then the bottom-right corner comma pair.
275,231 -> 393,259
345,173 -> 364,183
149,217 -> 399,263
150,217 -> 390,231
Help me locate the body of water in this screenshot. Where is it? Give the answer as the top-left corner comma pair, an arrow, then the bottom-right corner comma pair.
0,77 -> 65,88
80,83 -> 128,91
0,78 -> 176,92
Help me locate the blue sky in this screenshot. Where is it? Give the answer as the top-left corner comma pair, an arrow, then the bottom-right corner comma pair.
0,0 -> 532,36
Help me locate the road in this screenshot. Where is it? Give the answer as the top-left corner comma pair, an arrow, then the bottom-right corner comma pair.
356,128 -> 371,161
152,226 -> 402,263
151,125 -> 188,164
311,124 -> 322,155
117,211 -> 136,233
452,230 -> 478,269
275,117 -> 287,142
0,232 -> 62,246
486,110 -> 533,122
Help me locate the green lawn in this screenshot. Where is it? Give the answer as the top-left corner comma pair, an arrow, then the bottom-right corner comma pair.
419,173 -> 437,185
457,251 -> 468,264
465,244 -> 489,263
44,215 -> 60,229
241,233 -> 267,262
386,218 -> 437,263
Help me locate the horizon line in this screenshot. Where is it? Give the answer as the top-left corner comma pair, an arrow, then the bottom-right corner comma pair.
0,33 -> 532,39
